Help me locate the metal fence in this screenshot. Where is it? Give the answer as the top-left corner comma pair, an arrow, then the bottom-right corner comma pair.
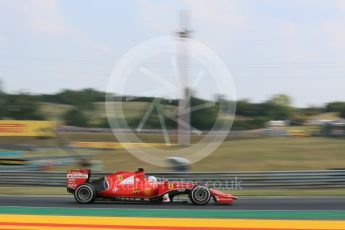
1,170 -> 345,189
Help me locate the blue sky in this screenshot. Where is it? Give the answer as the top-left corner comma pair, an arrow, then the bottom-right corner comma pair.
0,0 -> 345,107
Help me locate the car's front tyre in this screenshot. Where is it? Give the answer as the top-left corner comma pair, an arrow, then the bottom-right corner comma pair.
189,185 -> 211,205
74,183 -> 96,204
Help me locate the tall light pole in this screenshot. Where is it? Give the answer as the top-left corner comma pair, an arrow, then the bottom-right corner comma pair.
176,10 -> 192,146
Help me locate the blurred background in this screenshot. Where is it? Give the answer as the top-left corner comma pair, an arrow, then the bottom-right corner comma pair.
0,0 -> 345,195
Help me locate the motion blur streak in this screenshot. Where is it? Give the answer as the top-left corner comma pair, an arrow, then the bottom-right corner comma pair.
1,215 -> 345,230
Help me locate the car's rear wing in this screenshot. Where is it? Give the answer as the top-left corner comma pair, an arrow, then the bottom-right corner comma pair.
66,169 -> 91,192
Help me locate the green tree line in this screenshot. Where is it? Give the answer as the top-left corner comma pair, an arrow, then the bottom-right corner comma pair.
0,88 -> 345,130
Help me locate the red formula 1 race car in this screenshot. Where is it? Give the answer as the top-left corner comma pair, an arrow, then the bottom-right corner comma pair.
67,168 -> 237,205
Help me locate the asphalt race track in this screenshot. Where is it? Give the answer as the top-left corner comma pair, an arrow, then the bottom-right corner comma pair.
1,195 -> 345,210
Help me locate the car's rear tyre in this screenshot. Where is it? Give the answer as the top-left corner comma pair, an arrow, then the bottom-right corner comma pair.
189,186 -> 211,205
74,183 -> 96,204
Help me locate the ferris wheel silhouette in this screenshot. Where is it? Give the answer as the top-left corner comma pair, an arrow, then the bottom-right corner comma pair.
106,36 -> 236,166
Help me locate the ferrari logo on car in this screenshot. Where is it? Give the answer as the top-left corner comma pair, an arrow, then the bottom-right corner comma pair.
133,188 -> 139,195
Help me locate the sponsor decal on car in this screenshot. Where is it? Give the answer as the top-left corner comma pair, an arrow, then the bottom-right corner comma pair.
67,173 -> 88,179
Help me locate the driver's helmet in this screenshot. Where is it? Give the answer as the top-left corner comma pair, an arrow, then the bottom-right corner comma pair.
147,176 -> 157,182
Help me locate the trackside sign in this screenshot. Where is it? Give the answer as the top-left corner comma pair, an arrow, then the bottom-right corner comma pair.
0,120 -> 56,137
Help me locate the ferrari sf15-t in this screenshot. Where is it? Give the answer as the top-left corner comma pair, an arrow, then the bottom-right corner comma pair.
67,168 -> 237,205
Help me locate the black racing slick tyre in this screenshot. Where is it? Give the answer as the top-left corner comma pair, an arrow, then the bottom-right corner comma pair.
189,185 -> 211,205
74,183 -> 96,204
